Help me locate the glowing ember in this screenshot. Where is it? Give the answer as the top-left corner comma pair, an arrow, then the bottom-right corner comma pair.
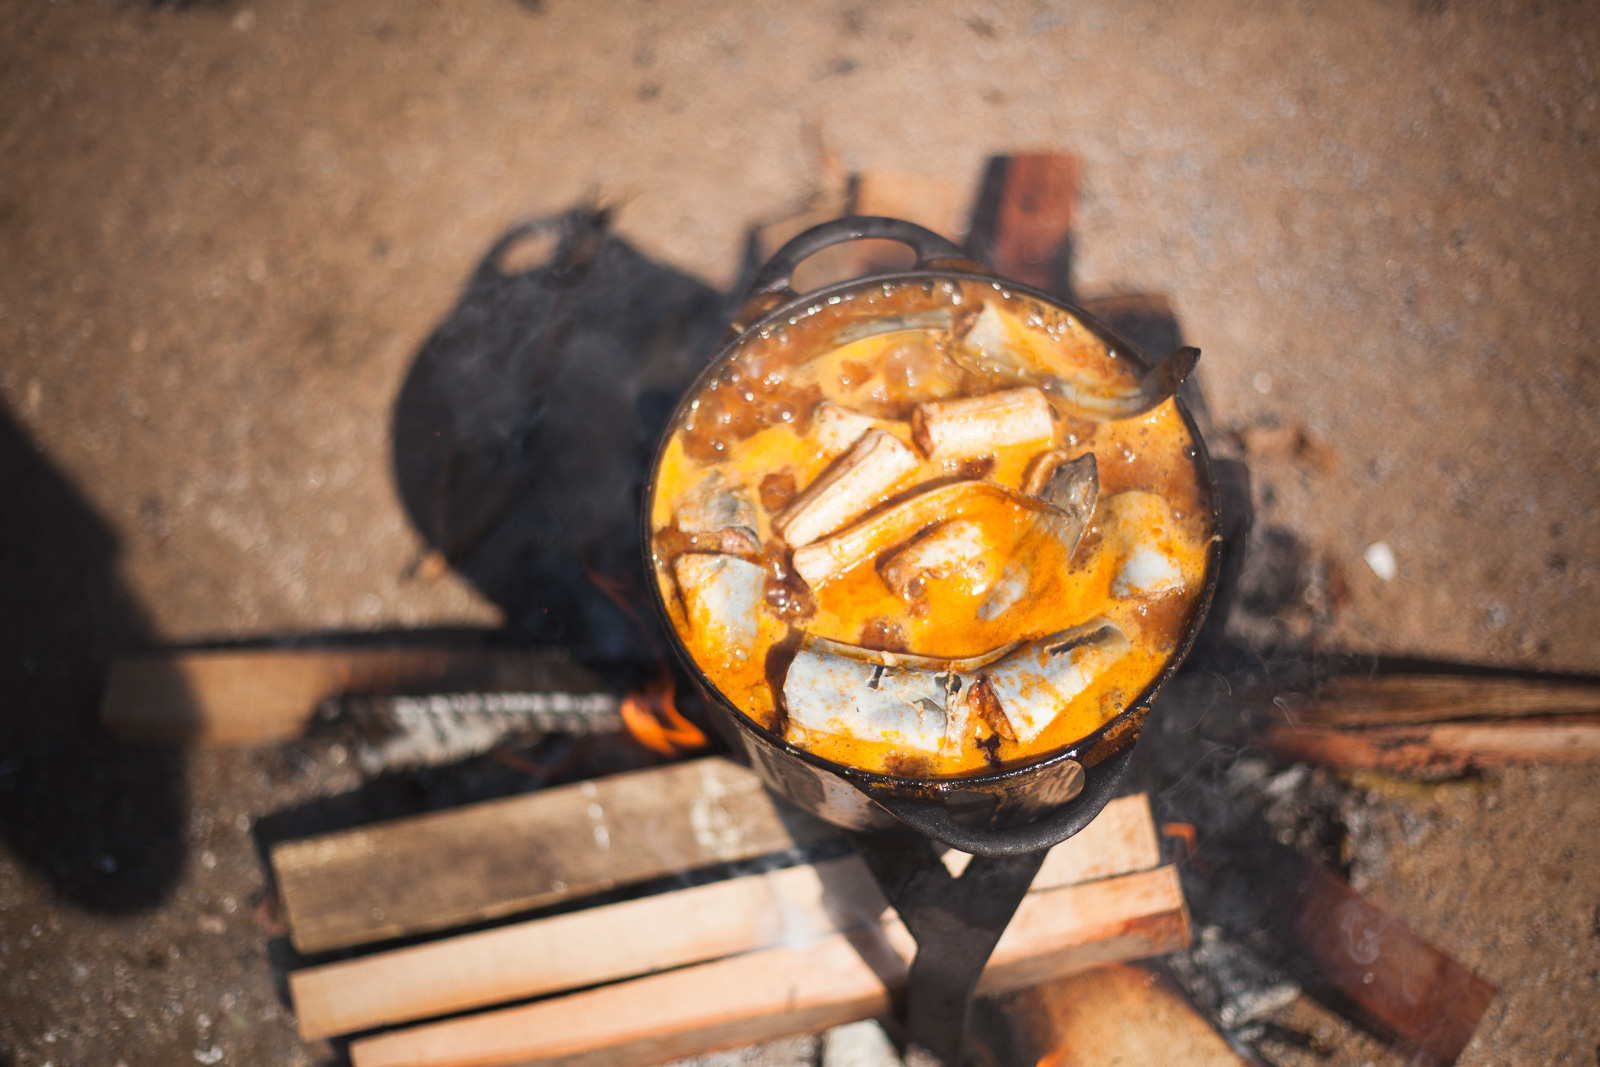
620,673 -> 707,756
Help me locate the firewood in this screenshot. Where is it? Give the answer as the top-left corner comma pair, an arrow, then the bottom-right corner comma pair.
1225,844 -> 1495,1066
969,153 -> 1079,294
270,757 -> 837,954
1257,715 -> 1600,775
1264,673 -> 1600,727
100,645 -> 604,745
982,964 -> 1247,1067
290,793 -> 1161,1040
346,865 -> 1189,1067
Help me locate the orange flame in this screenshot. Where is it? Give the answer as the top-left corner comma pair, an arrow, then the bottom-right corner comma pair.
1161,821 -> 1198,862
620,672 -> 707,757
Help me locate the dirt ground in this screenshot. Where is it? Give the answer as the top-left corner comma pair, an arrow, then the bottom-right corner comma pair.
1,1 -> 1597,1065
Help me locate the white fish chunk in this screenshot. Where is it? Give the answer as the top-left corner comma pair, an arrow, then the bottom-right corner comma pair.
673,553 -> 765,661
977,452 -> 1098,621
957,301 -> 1200,422
675,473 -> 759,554
878,519 -> 992,601
774,428 -> 919,548
784,645 -> 952,755
810,400 -> 878,458
1105,491 -> 1184,598
782,636 -> 1021,756
956,303 -> 1035,379
982,621 -> 1130,743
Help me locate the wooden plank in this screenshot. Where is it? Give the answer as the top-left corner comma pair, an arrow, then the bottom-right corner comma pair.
1249,845 -> 1495,1065
981,153 -> 1078,292
1258,715 -> 1600,775
272,757 -> 835,954
291,793 -> 1160,1040
101,645 -> 601,745
347,865 -> 1190,1067
986,964 -> 1246,1067
1271,674 -> 1600,728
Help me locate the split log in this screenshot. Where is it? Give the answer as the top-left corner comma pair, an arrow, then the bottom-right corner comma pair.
968,153 -> 1079,294
290,793 -> 1160,1040
346,865 -> 1189,1067
101,645 -> 603,745
1257,715 -> 1600,775
270,757 -> 837,954
982,964 -> 1246,1067
1264,674 -> 1600,728
1236,845 -> 1495,1066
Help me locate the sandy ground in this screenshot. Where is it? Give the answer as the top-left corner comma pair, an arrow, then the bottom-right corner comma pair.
1,0 -> 1597,1064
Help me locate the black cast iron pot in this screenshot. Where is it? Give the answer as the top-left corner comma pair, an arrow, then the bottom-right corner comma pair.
644,216 -> 1221,857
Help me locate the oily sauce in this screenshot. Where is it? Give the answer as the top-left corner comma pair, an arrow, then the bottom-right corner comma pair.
650,278 -> 1212,777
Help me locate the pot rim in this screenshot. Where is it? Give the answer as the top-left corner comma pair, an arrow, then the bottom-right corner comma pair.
642,264 -> 1223,799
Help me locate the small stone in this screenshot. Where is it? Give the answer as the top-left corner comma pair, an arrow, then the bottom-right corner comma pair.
1362,541 -> 1397,581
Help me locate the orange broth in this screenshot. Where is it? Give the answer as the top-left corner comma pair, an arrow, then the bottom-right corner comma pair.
649,278 -> 1212,777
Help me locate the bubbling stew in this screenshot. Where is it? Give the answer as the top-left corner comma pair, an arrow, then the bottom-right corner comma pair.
649,278 -> 1212,778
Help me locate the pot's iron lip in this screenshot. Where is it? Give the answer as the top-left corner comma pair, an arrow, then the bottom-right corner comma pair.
642,266 -> 1224,796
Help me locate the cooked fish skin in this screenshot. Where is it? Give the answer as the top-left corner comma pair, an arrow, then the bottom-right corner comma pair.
829,308 -> 954,348
783,643 -> 952,754
955,300 -> 1200,422
675,472 -> 760,553
981,621 -> 1130,743
1035,452 -> 1098,521
977,452 -> 1098,621
1040,346 -> 1200,421
1104,490 -> 1184,598
673,553 -> 765,662
782,634 -> 1024,756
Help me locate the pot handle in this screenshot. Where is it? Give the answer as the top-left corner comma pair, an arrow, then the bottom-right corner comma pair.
729,216 -> 991,334
867,748 -> 1135,857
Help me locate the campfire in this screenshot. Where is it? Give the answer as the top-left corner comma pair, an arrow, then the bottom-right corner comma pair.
94,157 -> 1598,1067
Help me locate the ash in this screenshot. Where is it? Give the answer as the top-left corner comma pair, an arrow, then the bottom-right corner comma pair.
1120,464 -> 1382,1064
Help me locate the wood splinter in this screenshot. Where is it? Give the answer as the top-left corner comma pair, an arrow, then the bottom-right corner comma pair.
773,428 -> 919,548
911,386 -> 1054,461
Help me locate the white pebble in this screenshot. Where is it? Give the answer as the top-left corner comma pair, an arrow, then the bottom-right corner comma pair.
1363,542 -> 1397,581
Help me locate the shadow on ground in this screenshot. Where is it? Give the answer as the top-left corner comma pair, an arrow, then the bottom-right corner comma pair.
392,207 -> 736,663
0,406 -> 188,911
